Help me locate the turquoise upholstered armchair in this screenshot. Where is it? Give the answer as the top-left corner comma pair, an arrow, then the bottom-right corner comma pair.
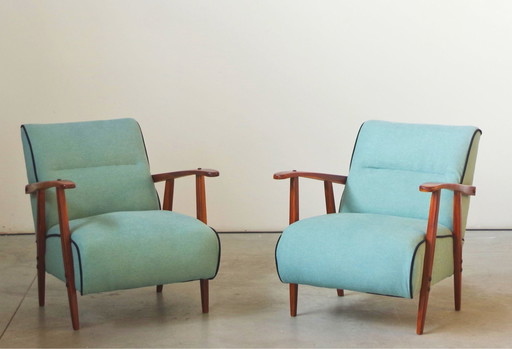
274,120 -> 481,334
21,118 -> 220,330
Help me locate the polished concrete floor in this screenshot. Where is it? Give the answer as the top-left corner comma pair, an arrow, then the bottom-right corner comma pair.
1,231 -> 512,348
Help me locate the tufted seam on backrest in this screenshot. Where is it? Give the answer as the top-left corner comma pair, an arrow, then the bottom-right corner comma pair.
21,118 -> 160,230
340,120 -> 480,231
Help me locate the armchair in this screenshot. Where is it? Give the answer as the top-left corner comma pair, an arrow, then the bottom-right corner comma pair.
274,120 -> 481,334
21,118 -> 220,330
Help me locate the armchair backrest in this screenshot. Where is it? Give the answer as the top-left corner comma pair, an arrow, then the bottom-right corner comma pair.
21,118 -> 160,230
340,120 -> 481,232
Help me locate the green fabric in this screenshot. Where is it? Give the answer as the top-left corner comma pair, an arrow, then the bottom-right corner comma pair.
276,213 -> 453,298
45,210 -> 220,295
276,120 -> 481,298
21,118 -> 160,230
460,131 -> 481,235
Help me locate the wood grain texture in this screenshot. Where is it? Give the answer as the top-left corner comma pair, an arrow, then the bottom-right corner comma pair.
419,182 -> 476,196
416,190 -> 441,335
152,168 -> 219,182
25,180 -> 76,194
274,170 -> 347,184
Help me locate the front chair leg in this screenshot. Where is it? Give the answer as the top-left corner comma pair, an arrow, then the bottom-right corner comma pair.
416,190 -> 441,335
62,246 -> 79,330
156,285 -> 163,293
290,283 -> 298,317
66,284 -> 80,330
37,261 -> 46,306
453,192 -> 463,311
36,190 -> 47,307
200,279 -> 209,313
454,260 -> 462,311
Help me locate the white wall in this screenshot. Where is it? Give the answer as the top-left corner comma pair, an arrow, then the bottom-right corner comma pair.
1,0 -> 511,232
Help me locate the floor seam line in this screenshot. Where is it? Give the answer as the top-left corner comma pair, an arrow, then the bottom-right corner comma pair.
0,274 -> 36,340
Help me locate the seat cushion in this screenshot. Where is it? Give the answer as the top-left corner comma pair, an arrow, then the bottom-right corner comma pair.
276,213 -> 454,298
45,210 -> 220,295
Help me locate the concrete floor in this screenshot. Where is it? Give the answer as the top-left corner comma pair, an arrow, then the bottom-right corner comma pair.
1,231 -> 511,348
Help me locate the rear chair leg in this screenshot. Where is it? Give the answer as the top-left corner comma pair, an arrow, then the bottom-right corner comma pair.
290,283 -> 298,317
337,289 -> 344,297
453,232 -> 463,311
37,260 -> 45,306
454,264 -> 462,310
200,279 -> 209,313
453,191 -> 463,311
36,239 -> 46,307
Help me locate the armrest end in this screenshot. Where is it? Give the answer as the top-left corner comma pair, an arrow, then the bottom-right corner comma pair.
153,168 -> 219,182
274,170 -> 347,184
26,180 -> 76,194
419,182 -> 476,196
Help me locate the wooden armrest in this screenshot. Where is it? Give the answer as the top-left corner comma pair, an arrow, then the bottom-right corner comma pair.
152,168 -> 219,183
417,181 -> 476,328
152,168 -> 219,224
419,182 -> 476,196
25,180 -> 76,194
25,179 -> 77,302
273,170 -> 347,184
274,170 -> 347,224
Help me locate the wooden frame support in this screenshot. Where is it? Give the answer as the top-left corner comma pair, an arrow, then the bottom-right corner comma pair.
26,180 -> 79,330
153,168 -> 219,310
452,192 -> 463,311
274,170 -> 348,315
416,190 -> 441,335
289,177 -> 299,224
200,279 -> 209,313
35,190 -> 47,307
417,182 -> 475,335
290,283 -> 298,317
56,187 -> 79,330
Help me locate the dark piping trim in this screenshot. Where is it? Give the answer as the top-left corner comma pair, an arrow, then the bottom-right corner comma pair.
460,129 -> 482,184
21,125 -> 39,182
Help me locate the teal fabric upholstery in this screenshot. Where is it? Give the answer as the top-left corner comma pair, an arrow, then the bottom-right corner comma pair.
21,118 -> 220,295
45,211 -> 220,295
277,214 -> 453,298
276,120 -> 481,298
21,118 -> 160,230
340,120 -> 480,231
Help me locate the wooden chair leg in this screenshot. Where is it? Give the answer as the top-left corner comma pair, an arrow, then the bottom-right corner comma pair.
37,262 -> 46,307
156,285 -> 163,293
417,248 -> 436,334
200,279 -> 209,313
66,284 -> 80,330
416,190 -> 440,335
56,187 -> 79,330
337,289 -> 344,297
62,239 -> 79,330
454,267 -> 462,311
453,191 -> 463,311
453,244 -> 462,311
290,283 -> 298,317
36,236 -> 46,307
417,283 -> 430,335
36,190 -> 46,307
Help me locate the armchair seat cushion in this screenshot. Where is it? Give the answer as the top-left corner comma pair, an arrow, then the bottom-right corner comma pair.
45,210 -> 220,295
276,213 -> 454,298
